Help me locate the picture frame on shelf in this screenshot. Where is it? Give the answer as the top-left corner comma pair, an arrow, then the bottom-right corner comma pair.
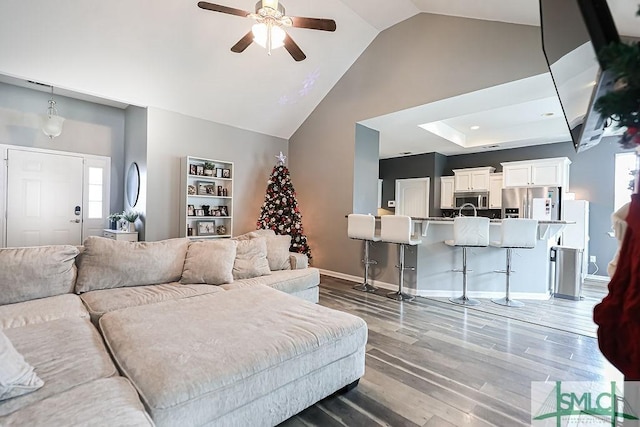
189,164 -> 197,175
195,209 -> 205,217
197,182 -> 215,195
196,165 -> 204,176
187,205 -> 195,216
197,221 -> 216,236
216,168 -> 223,178
219,206 -> 228,217
188,184 -> 196,195
222,168 -> 231,178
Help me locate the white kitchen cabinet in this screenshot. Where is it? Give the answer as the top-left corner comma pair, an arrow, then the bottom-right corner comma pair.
489,173 -> 503,209
502,157 -> 571,188
440,176 -> 455,209
452,167 -> 495,192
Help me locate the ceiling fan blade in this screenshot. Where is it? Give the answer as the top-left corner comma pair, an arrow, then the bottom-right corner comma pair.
197,1 -> 251,17
231,31 -> 254,53
284,34 -> 306,62
290,16 -> 336,32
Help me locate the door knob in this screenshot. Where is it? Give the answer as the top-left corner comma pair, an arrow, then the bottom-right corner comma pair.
70,219 -> 81,223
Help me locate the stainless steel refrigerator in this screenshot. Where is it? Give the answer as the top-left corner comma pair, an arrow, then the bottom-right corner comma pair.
501,187 -> 562,220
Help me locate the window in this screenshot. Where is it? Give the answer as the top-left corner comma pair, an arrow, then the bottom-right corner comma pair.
87,166 -> 103,219
614,152 -> 637,212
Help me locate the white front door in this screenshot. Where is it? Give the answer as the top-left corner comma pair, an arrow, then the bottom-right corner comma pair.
6,149 -> 84,247
395,178 -> 430,217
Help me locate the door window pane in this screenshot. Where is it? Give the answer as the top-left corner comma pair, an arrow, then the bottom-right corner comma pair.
87,167 -> 103,219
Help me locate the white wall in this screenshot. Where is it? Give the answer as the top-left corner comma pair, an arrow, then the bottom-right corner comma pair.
0,82 -> 126,213
145,108 -> 289,241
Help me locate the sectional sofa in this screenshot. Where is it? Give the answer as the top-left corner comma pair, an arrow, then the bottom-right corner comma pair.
0,230 -> 368,426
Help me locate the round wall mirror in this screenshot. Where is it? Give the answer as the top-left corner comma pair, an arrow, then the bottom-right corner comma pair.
126,162 -> 140,207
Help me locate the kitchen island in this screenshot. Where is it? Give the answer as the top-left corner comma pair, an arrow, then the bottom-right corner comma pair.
377,217 -> 571,300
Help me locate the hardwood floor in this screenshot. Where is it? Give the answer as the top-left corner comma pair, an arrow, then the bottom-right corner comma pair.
279,276 -> 621,427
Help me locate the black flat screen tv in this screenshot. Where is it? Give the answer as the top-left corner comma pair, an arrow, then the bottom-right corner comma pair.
540,0 -> 620,152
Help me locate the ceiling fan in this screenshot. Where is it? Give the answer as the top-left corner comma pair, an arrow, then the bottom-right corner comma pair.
197,0 -> 336,62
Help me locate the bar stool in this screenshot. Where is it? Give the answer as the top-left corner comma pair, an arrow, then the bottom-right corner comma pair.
490,218 -> 538,307
445,209 -> 489,306
347,214 -> 380,292
380,215 -> 422,302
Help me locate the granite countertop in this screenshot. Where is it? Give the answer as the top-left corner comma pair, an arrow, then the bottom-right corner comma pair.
408,217 -> 572,225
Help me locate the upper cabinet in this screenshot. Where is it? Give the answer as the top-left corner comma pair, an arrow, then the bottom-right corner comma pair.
502,157 -> 571,188
452,167 -> 496,192
440,176 -> 455,209
489,173 -> 503,209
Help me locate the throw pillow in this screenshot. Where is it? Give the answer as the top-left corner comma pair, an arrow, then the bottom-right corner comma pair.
0,330 -> 44,401
233,237 -> 271,280
75,237 -> 190,293
181,239 -> 237,285
264,234 -> 292,271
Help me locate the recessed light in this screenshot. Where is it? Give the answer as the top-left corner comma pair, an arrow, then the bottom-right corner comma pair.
470,125 -> 480,130
542,112 -> 555,117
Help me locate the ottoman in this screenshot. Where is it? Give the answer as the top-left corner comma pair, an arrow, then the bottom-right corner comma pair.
98,285 -> 367,427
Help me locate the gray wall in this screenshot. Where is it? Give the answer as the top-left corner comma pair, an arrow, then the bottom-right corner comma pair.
124,106 -> 148,240
0,82 -> 125,214
289,13 -> 549,278
353,124 -> 380,214
145,107 -> 289,242
384,138 -> 629,276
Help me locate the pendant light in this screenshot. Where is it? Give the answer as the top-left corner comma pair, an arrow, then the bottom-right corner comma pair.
42,86 -> 64,139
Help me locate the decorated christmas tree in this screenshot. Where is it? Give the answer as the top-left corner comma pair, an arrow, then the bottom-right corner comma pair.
256,152 -> 312,259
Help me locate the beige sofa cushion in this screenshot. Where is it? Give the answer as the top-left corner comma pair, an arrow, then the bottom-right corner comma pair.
0,245 -> 78,305
180,239 -> 237,285
236,230 -> 291,271
0,377 -> 153,427
0,330 -> 44,402
232,237 -> 270,280
0,294 -> 89,330
75,237 -> 189,293
0,318 -> 117,416
98,286 -> 367,427
222,268 -> 320,295
80,283 -> 225,323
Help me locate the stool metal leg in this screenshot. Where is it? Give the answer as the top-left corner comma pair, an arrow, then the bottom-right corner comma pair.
387,244 -> 415,302
353,240 -> 378,293
492,248 -> 524,307
449,247 -> 480,306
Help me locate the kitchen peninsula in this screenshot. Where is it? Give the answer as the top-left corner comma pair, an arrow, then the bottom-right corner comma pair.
376,216 -> 571,299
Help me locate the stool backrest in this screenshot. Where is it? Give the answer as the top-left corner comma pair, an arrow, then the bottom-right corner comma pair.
499,218 -> 538,248
380,215 -> 413,244
452,216 -> 490,246
347,214 -> 376,240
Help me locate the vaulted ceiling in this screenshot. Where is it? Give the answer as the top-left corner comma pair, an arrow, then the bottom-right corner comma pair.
0,0 -> 637,149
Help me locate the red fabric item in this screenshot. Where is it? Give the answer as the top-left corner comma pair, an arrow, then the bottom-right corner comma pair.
594,193 -> 640,380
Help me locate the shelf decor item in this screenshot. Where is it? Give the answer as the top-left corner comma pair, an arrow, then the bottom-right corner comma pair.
197,221 -> 216,236
203,162 -> 215,176
107,212 -> 122,230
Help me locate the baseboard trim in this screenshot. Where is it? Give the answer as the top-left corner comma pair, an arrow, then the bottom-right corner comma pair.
319,269 -> 550,300
586,274 -> 610,283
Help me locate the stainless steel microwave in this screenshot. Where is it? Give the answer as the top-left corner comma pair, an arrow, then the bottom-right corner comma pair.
454,192 -> 489,210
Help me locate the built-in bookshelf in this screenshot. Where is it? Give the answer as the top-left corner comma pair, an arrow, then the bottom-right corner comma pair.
180,156 -> 233,239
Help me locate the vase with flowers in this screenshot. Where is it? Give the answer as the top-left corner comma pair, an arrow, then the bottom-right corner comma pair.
122,210 -> 140,232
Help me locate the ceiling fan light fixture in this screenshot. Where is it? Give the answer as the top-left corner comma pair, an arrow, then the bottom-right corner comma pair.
42,86 -> 65,139
261,0 -> 278,10
252,22 -> 285,50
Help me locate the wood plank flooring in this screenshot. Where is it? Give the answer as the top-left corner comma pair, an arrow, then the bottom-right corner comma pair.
279,276 -> 621,427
